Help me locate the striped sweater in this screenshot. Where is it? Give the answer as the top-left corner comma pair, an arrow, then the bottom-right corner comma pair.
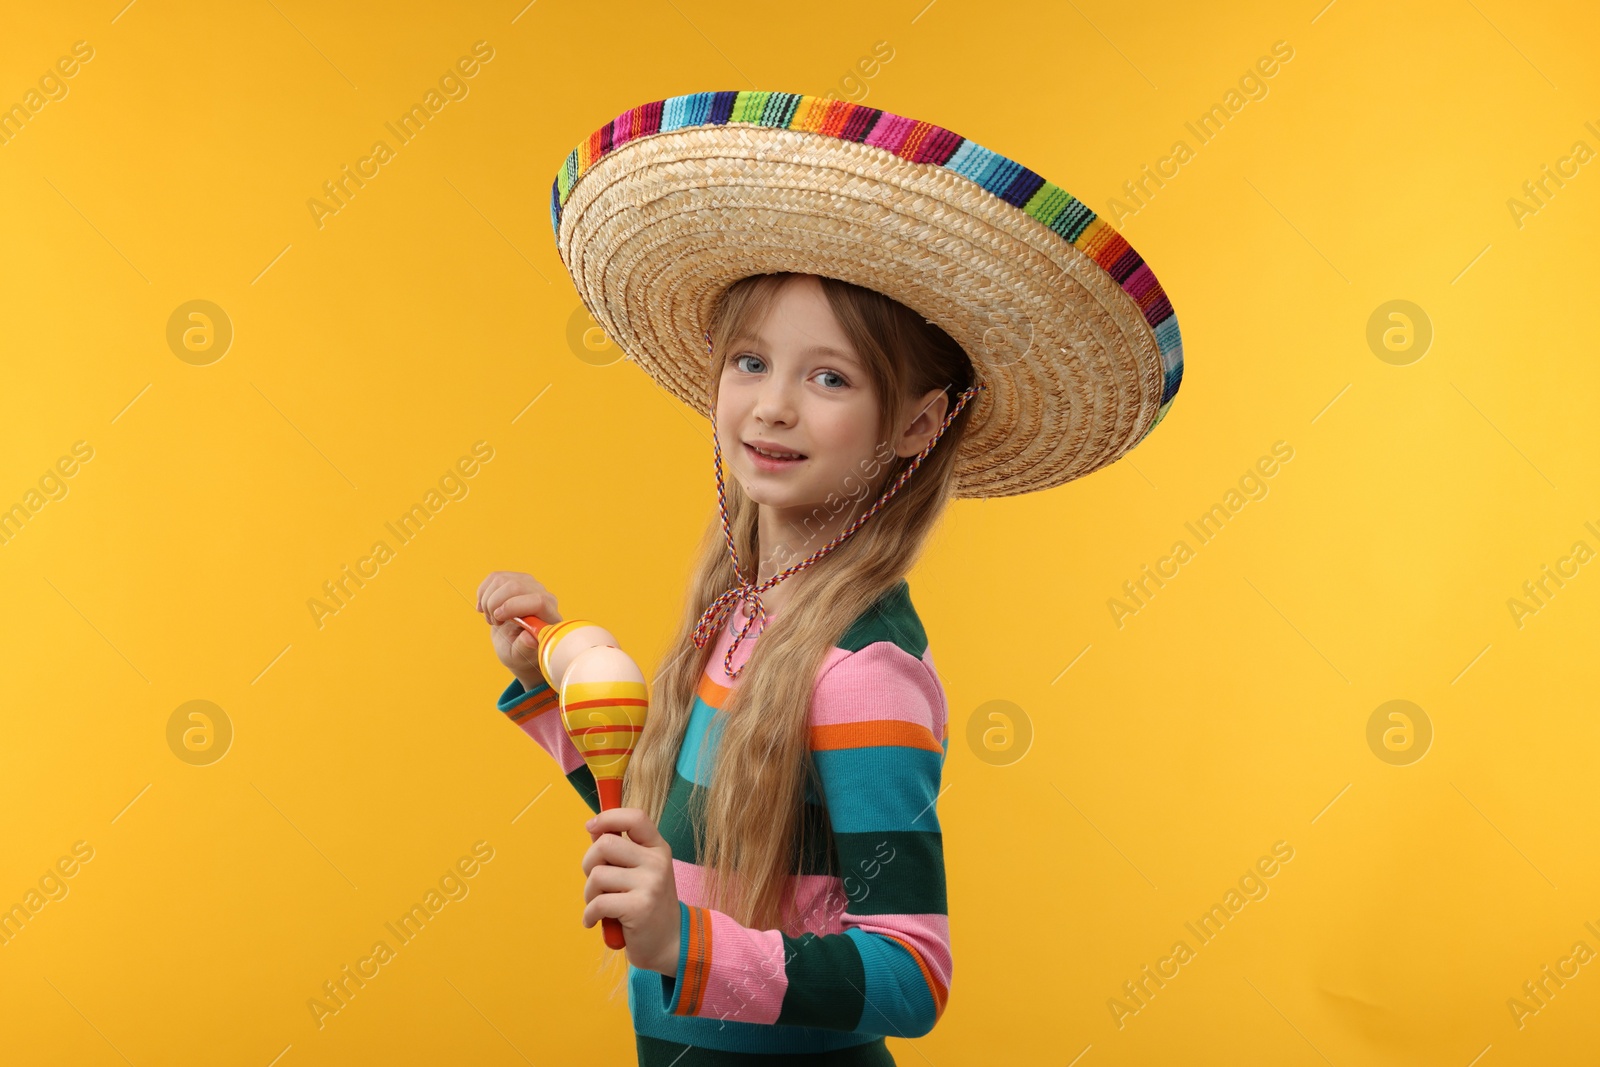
496,578 -> 952,1064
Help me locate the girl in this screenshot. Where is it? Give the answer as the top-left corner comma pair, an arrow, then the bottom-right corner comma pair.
479,90 -> 1182,1065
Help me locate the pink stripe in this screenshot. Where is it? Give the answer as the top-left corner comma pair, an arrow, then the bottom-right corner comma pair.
515,711 -> 588,776
847,910 -> 953,989
697,909 -> 788,1025
809,641 -> 944,732
863,112 -> 915,153
674,861 -> 849,936
1122,262 -> 1157,302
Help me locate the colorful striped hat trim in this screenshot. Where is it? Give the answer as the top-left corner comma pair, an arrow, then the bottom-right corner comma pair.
550,90 -> 1182,423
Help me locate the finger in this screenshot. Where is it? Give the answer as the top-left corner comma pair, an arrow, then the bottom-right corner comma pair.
508,628 -> 541,669
587,807 -> 663,849
477,571 -> 513,614
582,891 -> 627,930
580,831 -> 654,875
583,864 -> 636,903
486,575 -> 525,621
498,592 -> 556,626
486,579 -> 538,624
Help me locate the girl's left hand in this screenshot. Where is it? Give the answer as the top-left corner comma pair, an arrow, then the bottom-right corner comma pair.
581,808 -> 681,976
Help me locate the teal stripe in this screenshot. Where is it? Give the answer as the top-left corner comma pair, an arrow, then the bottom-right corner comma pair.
1156,314 -> 1182,361
663,91 -> 714,131
815,746 -> 943,831
942,139 -> 995,184
1048,198 -> 1096,241
976,155 -> 1023,197
676,695 -> 724,785
849,927 -> 938,1038
762,91 -> 802,128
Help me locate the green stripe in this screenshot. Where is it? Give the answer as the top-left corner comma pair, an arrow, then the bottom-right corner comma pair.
732,90 -> 770,124
836,579 -> 927,659
568,764 -> 600,815
635,1033 -> 893,1065
763,91 -> 801,129
834,830 -> 947,915
774,930 -> 867,1030
1023,180 -> 1076,228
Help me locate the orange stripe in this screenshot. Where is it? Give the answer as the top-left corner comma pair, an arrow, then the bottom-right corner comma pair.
695,671 -> 730,709
820,99 -> 855,138
879,932 -> 949,1020
508,691 -> 558,723
563,697 -> 648,710
898,119 -> 933,160
809,719 -> 942,754
677,905 -> 712,1015
568,724 -> 644,736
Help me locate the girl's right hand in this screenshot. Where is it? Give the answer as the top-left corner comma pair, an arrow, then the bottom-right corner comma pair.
476,571 -> 565,690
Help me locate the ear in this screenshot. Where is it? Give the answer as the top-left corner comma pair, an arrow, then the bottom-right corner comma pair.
893,387 -> 951,459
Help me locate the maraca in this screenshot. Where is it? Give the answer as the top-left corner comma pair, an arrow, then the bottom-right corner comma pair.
514,613 -> 649,950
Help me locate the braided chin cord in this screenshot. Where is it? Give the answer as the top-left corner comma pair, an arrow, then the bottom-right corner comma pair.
691,327 -> 985,678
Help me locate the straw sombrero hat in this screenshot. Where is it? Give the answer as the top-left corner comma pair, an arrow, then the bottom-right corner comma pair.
548,90 -> 1183,500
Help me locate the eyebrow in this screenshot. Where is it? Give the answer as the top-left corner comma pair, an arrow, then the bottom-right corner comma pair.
731,333 -> 861,366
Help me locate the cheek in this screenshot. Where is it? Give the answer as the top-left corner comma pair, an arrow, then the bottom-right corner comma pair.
713,381 -> 744,435
816,407 -> 880,466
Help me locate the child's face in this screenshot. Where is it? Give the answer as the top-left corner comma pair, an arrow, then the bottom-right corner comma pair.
715,275 -> 888,529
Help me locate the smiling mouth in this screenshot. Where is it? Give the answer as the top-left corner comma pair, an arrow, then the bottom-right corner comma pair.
743,442 -> 808,467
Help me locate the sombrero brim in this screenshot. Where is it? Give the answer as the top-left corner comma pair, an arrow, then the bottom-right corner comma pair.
550,91 -> 1183,499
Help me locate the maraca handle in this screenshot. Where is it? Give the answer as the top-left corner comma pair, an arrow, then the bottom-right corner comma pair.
597,786 -> 628,950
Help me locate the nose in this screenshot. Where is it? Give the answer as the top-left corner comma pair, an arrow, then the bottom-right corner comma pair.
751,374 -> 797,426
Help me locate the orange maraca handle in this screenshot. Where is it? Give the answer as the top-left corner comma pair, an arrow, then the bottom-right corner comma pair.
516,613 -> 628,952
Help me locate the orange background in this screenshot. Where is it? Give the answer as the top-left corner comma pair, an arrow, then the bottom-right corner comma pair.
2,1 -> 1598,1064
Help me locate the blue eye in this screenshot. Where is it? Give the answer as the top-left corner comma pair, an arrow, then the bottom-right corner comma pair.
816,370 -> 847,389
733,354 -> 764,373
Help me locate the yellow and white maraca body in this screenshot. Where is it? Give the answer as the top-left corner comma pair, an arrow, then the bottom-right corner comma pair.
557,645 -> 647,811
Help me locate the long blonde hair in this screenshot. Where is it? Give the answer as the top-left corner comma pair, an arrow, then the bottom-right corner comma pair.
621,271 -> 977,935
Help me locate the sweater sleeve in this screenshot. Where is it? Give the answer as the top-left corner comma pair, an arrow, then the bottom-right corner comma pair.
656,640 -> 952,1039
497,675 -> 601,816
